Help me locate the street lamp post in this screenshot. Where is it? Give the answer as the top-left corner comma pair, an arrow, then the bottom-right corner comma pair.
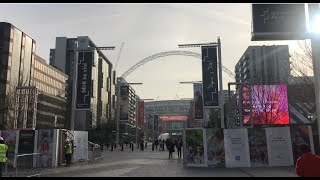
178,37 -> 224,128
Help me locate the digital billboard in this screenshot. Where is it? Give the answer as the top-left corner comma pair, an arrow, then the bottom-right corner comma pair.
160,115 -> 188,121
251,85 -> 289,125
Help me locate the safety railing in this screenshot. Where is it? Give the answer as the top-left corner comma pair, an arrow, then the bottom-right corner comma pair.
88,146 -> 102,162
4,153 -> 42,177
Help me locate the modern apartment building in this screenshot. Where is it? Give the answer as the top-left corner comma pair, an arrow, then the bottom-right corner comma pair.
50,36 -> 115,131
235,45 -> 290,85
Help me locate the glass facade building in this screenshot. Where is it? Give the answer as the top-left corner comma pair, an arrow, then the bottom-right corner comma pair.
0,22 -> 36,129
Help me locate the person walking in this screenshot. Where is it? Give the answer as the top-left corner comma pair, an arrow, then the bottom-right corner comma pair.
0,137 -> 8,177
64,139 -> 73,167
168,138 -> 175,159
296,144 -> 320,177
176,139 -> 182,159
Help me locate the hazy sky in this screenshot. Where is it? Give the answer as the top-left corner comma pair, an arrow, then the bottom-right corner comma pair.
0,3 -> 304,100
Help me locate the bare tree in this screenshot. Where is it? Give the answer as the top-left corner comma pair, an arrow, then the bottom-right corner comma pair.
290,40 -> 314,85
252,85 -> 289,125
1,77 -> 31,129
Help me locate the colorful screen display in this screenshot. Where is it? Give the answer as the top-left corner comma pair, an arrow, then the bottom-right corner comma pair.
250,85 -> 289,125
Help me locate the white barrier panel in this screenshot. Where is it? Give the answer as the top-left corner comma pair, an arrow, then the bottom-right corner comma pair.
266,127 -> 294,166
224,128 -> 250,168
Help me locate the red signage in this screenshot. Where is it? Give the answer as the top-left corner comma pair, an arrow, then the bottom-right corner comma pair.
160,115 -> 188,121
138,101 -> 144,125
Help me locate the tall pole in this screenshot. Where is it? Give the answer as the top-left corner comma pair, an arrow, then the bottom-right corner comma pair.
70,41 -> 78,131
135,99 -> 138,144
152,114 -> 155,142
308,3 -> 320,151
218,37 -> 224,128
116,80 -> 121,144
311,36 -> 320,147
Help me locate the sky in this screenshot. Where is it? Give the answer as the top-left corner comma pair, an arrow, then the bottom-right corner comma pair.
0,3 -> 306,101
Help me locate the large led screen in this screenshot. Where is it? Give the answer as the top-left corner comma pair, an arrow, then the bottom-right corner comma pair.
250,85 -> 289,125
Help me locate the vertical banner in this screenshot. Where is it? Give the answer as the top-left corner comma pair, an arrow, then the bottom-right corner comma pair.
248,128 -> 268,167
201,45 -> 219,107
266,127 -> 294,166
194,83 -> 204,120
37,129 -> 54,167
138,100 -> 145,126
185,128 -> 207,167
119,85 -> 129,120
290,125 -> 314,164
147,114 -> 153,130
154,115 -> 159,131
224,129 -> 250,168
206,128 -> 225,167
18,130 -> 35,154
76,51 -> 93,110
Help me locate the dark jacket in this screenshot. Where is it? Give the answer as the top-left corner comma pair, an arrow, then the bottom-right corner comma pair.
296,152 -> 320,177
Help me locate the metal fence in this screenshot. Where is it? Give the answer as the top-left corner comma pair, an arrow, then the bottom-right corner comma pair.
4,153 -> 42,177
88,146 -> 102,162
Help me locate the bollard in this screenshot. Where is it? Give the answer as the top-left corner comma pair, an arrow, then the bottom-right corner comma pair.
131,143 -> 134,151
152,144 -> 154,151
111,144 -> 113,151
121,144 -> 124,151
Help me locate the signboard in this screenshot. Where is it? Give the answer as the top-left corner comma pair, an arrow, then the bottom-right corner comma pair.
160,115 -> 188,121
18,130 -> 35,154
38,129 -> 54,167
265,127 -> 294,166
290,125 -> 314,164
194,83 -> 204,120
201,46 -> 219,107
184,128 -> 207,167
224,129 -> 250,168
138,100 -> 145,126
251,4 -> 307,41
206,128 -> 225,167
119,85 -> 129,120
248,128 -> 268,167
76,51 -> 93,110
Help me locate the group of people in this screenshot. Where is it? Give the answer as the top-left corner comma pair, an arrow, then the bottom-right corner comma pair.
152,138 -> 183,159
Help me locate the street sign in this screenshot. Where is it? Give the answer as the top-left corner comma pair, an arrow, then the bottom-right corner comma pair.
251,4 -> 307,41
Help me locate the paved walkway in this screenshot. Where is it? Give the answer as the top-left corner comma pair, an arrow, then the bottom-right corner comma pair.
40,143 -> 297,177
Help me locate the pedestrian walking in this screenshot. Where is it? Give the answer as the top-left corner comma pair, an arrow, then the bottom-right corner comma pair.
0,137 -> 8,177
168,138 -> 175,159
64,139 -> 73,167
176,139 -> 182,159
296,144 -> 320,177
131,142 -> 134,151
